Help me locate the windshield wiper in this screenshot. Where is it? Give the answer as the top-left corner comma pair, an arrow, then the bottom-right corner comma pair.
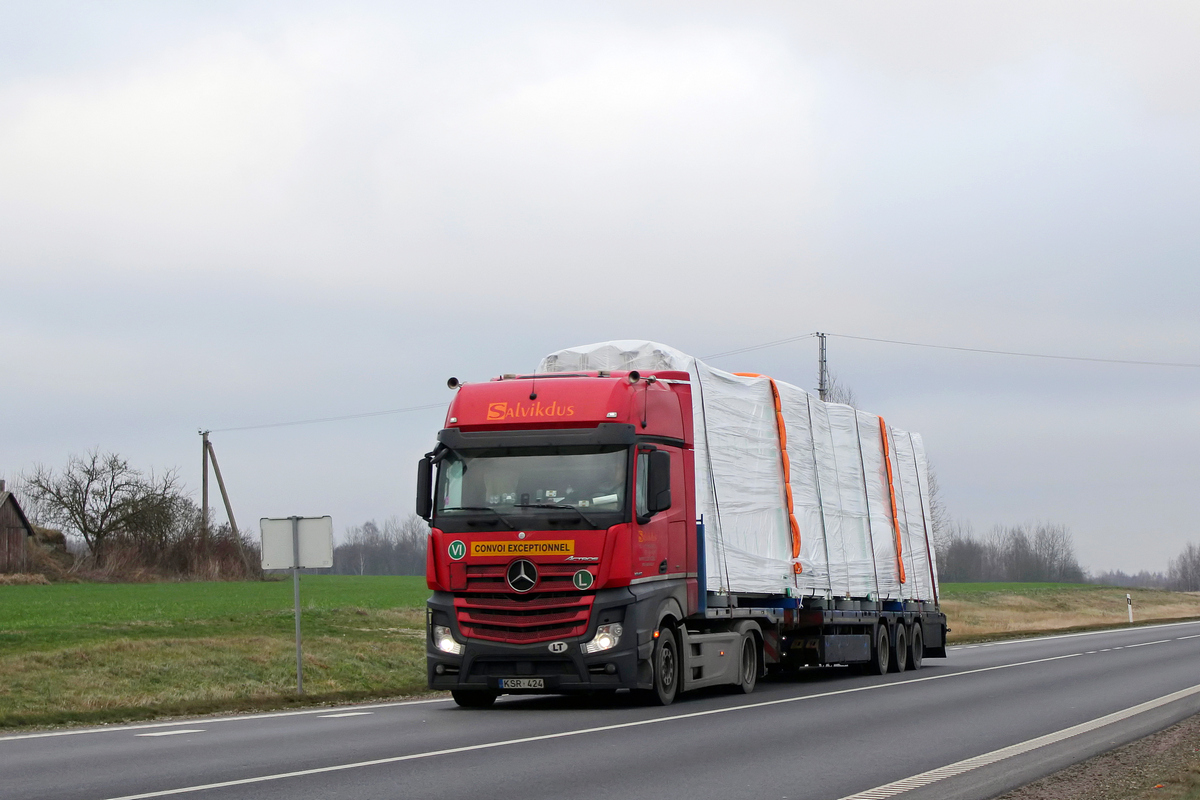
512,503 -> 603,528
442,506 -> 517,530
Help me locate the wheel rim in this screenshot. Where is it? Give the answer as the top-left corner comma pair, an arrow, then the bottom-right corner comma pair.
660,639 -> 675,691
878,630 -> 889,672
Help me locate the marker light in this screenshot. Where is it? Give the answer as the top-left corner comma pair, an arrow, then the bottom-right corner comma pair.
582,623 -> 623,654
433,625 -> 464,655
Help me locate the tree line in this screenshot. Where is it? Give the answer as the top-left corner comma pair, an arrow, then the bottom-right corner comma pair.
331,515 -> 429,576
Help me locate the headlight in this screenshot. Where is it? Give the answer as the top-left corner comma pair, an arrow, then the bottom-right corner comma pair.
582,623 -> 623,654
433,625 -> 464,655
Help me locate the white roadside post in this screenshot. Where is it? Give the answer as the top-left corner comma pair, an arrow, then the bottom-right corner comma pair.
260,516 -> 334,694
1127,593 -> 1133,624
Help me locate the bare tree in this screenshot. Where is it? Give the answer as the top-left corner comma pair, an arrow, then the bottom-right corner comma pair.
823,371 -> 858,407
20,450 -> 181,565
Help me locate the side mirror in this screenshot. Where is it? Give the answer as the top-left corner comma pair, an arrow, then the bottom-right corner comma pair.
647,450 -> 672,514
416,456 -> 434,520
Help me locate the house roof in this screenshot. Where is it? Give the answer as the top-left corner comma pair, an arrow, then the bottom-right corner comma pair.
0,492 -> 36,536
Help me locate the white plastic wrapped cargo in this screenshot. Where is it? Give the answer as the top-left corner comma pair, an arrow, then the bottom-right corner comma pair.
537,341 -> 939,601
891,429 -> 937,601
856,411 -> 903,599
911,433 -> 941,599
775,384 -> 831,594
825,404 -> 877,598
692,364 -> 794,594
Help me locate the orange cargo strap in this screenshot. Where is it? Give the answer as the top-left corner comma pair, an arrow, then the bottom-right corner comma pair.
879,416 -> 906,584
734,373 -> 802,573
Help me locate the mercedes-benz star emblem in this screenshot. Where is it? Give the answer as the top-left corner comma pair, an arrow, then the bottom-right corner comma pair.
506,559 -> 538,593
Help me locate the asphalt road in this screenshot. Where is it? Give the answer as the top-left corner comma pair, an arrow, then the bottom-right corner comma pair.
4,620 -> 1200,800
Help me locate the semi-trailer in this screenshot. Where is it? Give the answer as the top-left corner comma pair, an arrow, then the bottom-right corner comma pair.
418,341 -> 946,707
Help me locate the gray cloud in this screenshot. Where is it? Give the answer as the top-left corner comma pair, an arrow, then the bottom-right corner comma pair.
2,1 -> 1197,571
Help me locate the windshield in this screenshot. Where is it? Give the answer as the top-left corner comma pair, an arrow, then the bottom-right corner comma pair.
436,446 -> 628,519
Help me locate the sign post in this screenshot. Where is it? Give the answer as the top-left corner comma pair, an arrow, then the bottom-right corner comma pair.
261,516 -> 334,695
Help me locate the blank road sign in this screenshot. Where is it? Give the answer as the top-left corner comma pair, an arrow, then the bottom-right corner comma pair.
260,516 -> 334,570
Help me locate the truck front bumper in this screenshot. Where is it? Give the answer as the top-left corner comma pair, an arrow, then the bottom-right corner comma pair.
427,588 -> 641,693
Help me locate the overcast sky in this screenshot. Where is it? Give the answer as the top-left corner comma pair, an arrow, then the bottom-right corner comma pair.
2,2 -> 1198,573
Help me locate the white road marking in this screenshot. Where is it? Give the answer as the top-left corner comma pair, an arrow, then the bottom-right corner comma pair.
318,712 -> 374,718
946,619 -> 1200,651
836,682 -> 1200,799
0,698 -> 450,743
1124,639 -> 1171,648
135,730 -> 205,738
98,652 -> 1087,800
1177,634 -> 1200,641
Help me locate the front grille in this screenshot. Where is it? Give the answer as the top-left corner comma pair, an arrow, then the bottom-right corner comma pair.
465,563 -> 586,592
455,591 -> 593,644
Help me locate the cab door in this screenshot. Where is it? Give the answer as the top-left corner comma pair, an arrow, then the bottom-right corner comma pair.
632,445 -> 674,580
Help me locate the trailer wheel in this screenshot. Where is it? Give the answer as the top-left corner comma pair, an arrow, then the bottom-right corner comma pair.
890,625 -> 908,673
451,690 -> 497,708
909,624 -> 924,671
869,625 -> 890,675
738,634 -> 758,694
637,626 -> 680,706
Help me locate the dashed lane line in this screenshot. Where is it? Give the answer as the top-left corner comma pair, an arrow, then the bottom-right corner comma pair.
318,712 -> 374,718
135,731 -> 205,738
0,698 -> 449,743
837,682 -> 1200,799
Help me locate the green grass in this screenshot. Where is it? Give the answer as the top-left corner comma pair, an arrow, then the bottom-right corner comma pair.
0,576 -> 434,729
940,581 -> 1106,598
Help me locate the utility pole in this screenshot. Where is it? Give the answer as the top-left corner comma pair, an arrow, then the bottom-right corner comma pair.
206,437 -> 253,574
817,332 -> 828,402
200,430 -> 210,549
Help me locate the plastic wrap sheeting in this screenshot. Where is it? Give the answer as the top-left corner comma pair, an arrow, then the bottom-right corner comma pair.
857,411 -> 902,599
825,404 -> 877,598
538,341 -> 938,601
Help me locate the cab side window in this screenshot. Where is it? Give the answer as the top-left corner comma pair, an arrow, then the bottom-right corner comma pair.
635,451 -> 649,519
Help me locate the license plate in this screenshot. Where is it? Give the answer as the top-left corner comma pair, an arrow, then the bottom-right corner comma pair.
499,678 -> 544,690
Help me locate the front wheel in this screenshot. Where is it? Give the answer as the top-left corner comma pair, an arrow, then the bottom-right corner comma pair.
638,626 -> 680,706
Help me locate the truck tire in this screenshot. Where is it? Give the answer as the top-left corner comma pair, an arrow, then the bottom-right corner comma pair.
909,624 -> 924,671
890,624 -> 908,673
869,624 -> 890,675
738,634 -> 758,694
638,626 -> 680,706
451,690 -> 497,708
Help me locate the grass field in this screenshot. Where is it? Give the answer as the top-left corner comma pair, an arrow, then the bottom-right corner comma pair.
0,576 -> 432,729
940,582 -> 1200,641
4,577 -> 1200,730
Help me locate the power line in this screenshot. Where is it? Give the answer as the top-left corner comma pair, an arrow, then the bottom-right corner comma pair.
208,402 -> 447,433
701,333 -> 816,360
826,333 -> 1200,369
206,331 -> 1198,433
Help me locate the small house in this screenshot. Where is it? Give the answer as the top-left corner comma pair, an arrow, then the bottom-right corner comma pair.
0,480 -> 36,573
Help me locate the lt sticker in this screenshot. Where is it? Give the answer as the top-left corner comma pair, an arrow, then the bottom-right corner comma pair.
573,569 -> 594,590
447,540 -> 466,561
548,641 -> 568,654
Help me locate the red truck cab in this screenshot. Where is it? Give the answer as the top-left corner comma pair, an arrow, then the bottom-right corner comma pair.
418,370 -> 697,706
